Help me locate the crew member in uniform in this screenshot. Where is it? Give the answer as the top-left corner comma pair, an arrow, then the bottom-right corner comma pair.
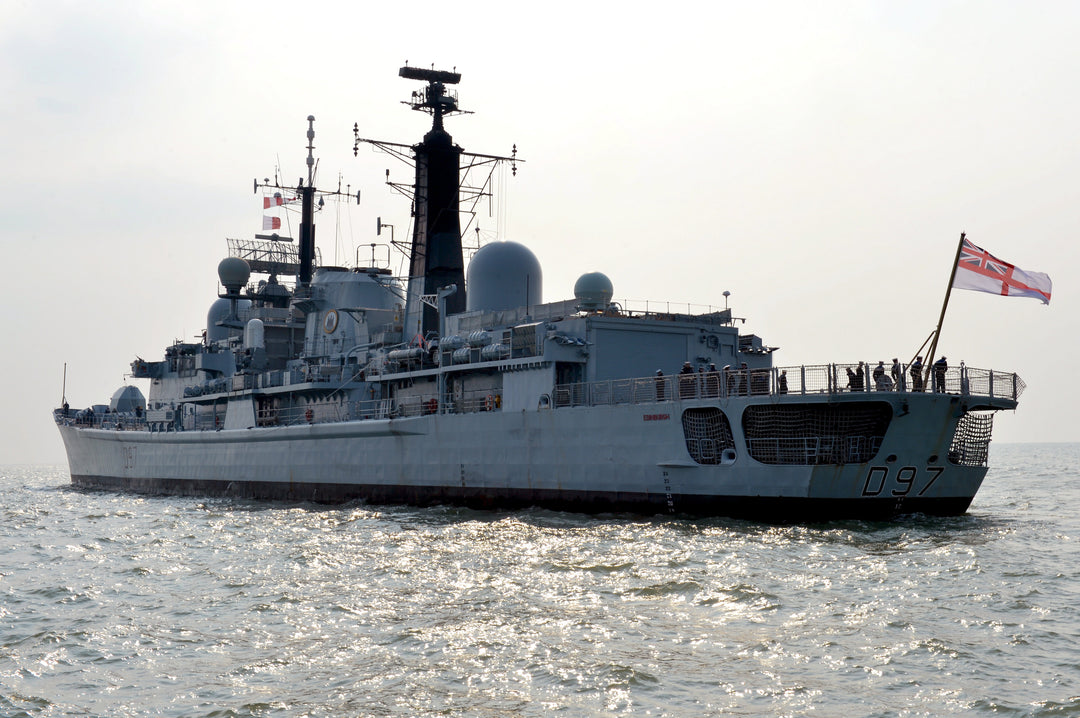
910,356 -> 924,392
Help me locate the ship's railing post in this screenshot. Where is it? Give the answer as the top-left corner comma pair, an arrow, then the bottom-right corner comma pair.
800,365 -> 806,395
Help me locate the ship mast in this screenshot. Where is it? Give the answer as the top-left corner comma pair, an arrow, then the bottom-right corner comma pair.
400,66 -> 468,335
298,115 -> 317,287
250,116 -> 359,293
353,66 -> 522,340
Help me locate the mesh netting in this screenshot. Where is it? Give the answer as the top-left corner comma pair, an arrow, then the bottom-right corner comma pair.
741,402 -> 892,465
948,411 -> 994,466
681,408 -> 736,465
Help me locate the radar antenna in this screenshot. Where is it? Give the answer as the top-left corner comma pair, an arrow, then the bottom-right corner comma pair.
398,66 -> 469,131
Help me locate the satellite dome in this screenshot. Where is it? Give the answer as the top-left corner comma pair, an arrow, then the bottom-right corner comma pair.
466,240 -> 542,313
244,318 -> 265,350
109,385 -> 146,413
574,271 -> 613,311
218,257 -> 251,295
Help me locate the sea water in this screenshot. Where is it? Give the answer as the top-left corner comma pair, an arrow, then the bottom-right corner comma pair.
2,443 -> 1079,717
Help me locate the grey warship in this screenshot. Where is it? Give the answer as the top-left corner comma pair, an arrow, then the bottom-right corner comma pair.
55,66 -> 1024,520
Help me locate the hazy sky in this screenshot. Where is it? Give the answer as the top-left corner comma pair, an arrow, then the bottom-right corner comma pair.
3,0 -> 1077,464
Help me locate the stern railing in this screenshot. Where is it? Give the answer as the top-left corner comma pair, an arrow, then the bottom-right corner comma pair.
553,363 -> 1024,409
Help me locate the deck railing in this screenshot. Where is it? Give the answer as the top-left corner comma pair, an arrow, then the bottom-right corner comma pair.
53,409 -> 148,431
55,363 -> 1023,433
245,387 -> 504,428
552,363 -> 1025,409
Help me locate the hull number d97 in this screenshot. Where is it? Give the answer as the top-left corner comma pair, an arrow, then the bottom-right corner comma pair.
862,466 -> 944,497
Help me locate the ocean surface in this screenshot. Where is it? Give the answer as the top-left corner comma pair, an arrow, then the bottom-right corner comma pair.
2,444 -> 1079,717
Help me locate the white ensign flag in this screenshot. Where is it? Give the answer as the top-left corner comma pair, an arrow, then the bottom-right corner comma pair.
952,238 -> 1052,304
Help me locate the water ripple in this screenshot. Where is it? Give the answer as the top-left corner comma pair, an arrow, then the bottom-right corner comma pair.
2,448 -> 1080,715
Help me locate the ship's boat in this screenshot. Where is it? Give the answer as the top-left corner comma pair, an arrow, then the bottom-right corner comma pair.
54,67 -> 1023,521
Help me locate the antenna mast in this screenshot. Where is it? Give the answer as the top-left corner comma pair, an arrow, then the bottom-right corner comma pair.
297,115 -> 317,287
352,65 -> 522,338
252,116 -> 361,289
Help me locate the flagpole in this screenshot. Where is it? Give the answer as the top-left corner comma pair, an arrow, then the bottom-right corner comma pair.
908,331 -> 935,369
924,231 -> 966,383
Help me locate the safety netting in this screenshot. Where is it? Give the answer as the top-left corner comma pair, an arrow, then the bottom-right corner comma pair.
681,408 -> 736,465
948,411 -> 994,466
741,402 -> 893,465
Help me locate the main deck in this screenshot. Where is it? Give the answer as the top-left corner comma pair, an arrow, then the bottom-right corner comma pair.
55,361 -> 1022,432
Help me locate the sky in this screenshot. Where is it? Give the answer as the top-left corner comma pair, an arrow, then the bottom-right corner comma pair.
2,0 -> 1078,464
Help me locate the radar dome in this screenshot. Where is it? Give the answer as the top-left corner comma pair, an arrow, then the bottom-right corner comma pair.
466,241 -> 542,313
218,257 -> 251,295
574,271 -> 613,311
109,385 -> 146,413
206,297 -> 252,343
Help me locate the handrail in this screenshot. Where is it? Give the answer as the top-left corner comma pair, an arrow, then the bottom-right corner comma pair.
53,408 -> 148,431
55,362 -> 1023,434
552,363 -> 1024,409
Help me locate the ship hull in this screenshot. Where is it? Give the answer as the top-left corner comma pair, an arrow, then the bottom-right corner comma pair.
66,473 -> 975,520
58,394 -> 991,521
